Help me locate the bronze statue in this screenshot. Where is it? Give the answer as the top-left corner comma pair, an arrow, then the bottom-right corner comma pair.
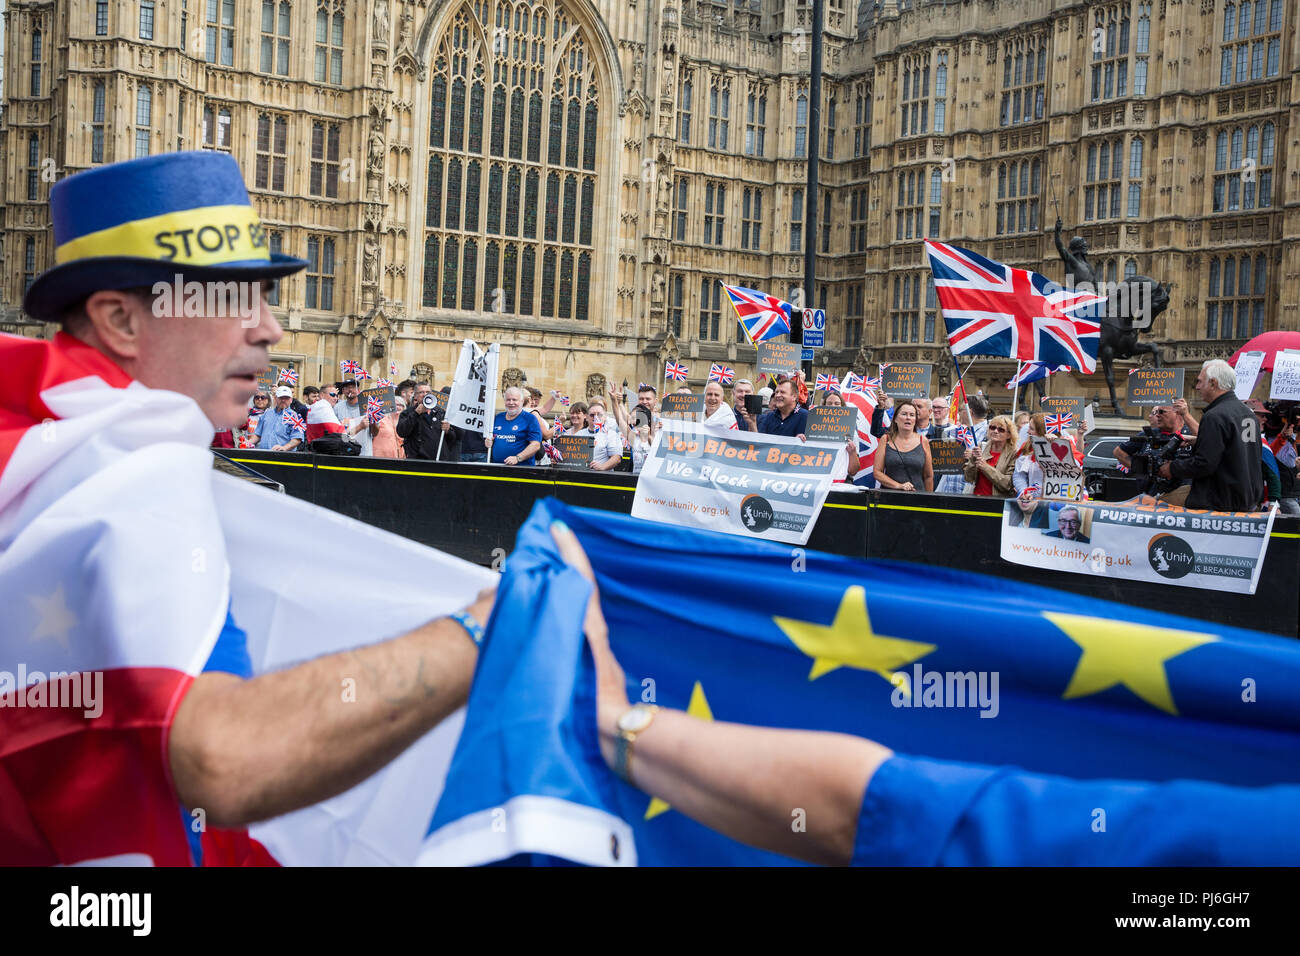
1053,218 -> 1169,414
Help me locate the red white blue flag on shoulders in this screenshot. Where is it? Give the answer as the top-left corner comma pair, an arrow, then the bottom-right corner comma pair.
721,283 -> 793,345
925,240 -> 1105,374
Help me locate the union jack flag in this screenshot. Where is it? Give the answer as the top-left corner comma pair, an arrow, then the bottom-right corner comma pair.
957,425 -> 978,450
842,372 -> 867,392
390,361 -> 400,377
1045,412 -> 1074,436
925,240 -> 1105,374
665,361 -> 689,381
375,378 -> 394,388
721,282 -> 793,344
553,420 -> 566,435
814,373 -> 840,392
282,410 -> 306,434
340,359 -> 363,377
543,442 -> 563,463
366,396 -> 386,424
356,367 -> 371,382
559,395 -> 571,406
1007,361 -> 1070,389
708,363 -> 735,386
276,367 -> 298,386
864,375 -> 882,393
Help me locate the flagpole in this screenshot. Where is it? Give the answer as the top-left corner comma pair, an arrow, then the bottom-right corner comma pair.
1011,361 -> 1022,420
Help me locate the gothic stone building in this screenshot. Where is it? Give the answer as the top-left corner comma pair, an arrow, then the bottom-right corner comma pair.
2,0 -> 1296,403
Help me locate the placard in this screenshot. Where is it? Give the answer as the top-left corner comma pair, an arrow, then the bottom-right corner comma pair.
880,363 -> 933,400
1127,368 -> 1182,406
360,386 -> 397,417
929,439 -> 967,478
806,407 -> 856,444
256,367 -> 280,395
1269,350 -> 1300,401
757,341 -> 802,376
660,393 -> 707,420
1039,396 -> 1085,428
1233,350 -> 1266,401
446,339 -> 500,435
1030,435 -> 1084,501
552,434 -> 594,468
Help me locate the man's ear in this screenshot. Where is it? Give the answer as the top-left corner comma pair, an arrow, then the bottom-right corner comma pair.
83,289 -> 150,362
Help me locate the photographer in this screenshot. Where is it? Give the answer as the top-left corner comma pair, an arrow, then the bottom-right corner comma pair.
1114,405 -> 1191,500
1158,360 -> 1263,511
397,382 -> 461,462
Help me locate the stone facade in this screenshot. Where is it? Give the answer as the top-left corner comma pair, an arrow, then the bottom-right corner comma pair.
1,0 -> 1296,404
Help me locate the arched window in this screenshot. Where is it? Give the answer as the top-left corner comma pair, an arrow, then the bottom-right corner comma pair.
794,93 -> 808,158
423,1 -> 602,319
31,29 -> 42,96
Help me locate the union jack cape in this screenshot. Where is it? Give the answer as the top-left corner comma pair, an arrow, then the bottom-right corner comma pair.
925,240 -> 1104,374
0,332 -> 492,865
721,283 -> 793,344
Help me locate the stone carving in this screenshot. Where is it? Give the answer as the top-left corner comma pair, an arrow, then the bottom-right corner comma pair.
650,269 -> 665,304
368,124 -> 386,171
363,234 -> 380,284
585,373 -> 607,401
501,366 -> 526,391
399,7 -> 413,47
373,0 -> 389,43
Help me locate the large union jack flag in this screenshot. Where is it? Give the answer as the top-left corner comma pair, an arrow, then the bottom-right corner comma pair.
721,282 -> 793,344
665,361 -> 689,381
708,363 -> 735,386
925,240 -> 1104,374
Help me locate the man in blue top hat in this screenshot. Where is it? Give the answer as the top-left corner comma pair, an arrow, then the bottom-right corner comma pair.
7,152 -> 494,864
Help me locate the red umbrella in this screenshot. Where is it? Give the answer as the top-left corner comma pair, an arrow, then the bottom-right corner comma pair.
1229,330 -> 1300,371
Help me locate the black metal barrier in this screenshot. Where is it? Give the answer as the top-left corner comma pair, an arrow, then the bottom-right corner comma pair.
228,450 -> 1300,638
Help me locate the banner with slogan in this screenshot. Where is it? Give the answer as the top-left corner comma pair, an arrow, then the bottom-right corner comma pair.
631,421 -> 844,545
757,341 -> 801,376
880,363 -> 933,400
660,393 -> 706,421
1000,498 -> 1278,595
1271,350 -> 1300,401
929,439 -> 966,480
1127,368 -> 1182,406
256,366 -> 280,395
446,339 -> 500,436
360,385 -> 396,418
1030,435 -> 1084,501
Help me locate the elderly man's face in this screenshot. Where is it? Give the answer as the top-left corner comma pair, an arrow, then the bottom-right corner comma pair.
733,382 -> 752,402
414,384 -> 432,408
914,400 -> 932,427
104,284 -> 283,429
503,389 -> 523,415
275,394 -> 291,411
932,401 -> 949,423
704,382 -> 723,412
1058,510 -> 1082,539
1193,369 -> 1221,403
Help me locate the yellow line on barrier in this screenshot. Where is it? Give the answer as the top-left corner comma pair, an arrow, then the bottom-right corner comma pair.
871,502 -> 1001,519
824,502 -> 870,511
552,480 -> 630,492
1272,532 -> 1300,540
229,458 -> 314,468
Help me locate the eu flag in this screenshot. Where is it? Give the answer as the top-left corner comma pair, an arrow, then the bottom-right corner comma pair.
423,499 -> 1300,866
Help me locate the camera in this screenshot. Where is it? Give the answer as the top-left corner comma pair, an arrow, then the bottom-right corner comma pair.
1127,426 -> 1194,496
423,394 -> 437,410
1260,399 -> 1299,434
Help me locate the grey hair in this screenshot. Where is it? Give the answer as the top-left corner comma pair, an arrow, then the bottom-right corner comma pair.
1201,359 -> 1236,392
734,378 -> 753,390
503,385 -> 525,399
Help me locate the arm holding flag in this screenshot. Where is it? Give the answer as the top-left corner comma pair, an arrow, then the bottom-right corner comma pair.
170,588 -> 494,826
549,522 -> 1300,867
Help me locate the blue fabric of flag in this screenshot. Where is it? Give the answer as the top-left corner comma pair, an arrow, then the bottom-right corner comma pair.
426,498 -> 1300,866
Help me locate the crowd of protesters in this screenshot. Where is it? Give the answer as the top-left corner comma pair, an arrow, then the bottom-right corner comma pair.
214,357 -> 1296,514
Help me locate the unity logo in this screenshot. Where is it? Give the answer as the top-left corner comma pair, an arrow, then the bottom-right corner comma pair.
739,494 -> 774,533
1148,533 -> 1196,579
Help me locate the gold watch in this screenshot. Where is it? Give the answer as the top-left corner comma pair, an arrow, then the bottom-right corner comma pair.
613,704 -> 658,785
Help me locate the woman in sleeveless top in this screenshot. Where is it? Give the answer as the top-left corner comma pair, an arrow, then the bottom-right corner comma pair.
873,399 -> 933,491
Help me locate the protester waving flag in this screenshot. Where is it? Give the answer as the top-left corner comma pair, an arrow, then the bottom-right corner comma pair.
1007,361 -> 1070,389
814,373 -> 840,393
276,367 -> 298,386
925,239 -> 1105,373
957,424 -> 978,450
1044,412 -> 1074,436
340,359 -> 363,377
708,363 -> 735,386
665,361 -> 689,382
839,384 -> 880,482
721,282 -> 794,344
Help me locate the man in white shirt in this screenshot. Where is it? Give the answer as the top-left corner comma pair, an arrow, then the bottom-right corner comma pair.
702,381 -> 738,431
331,379 -> 374,457
578,400 -> 624,471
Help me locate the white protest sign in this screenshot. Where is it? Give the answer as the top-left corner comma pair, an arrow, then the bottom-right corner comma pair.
446,340 -> 500,436
1269,350 -> 1300,401
1233,350 -> 1265,401
1031,434 -> 1084,501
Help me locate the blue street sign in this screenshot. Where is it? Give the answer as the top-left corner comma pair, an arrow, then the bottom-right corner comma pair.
802,309 -> 825,349
801,347 -> 815,362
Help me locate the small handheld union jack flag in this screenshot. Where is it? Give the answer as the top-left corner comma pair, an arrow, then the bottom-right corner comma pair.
814,373 -> 840,393
390,361 -> 400,377
553,420 -> 566,435
542,441 -> 563,463
665,361 -> 689,381
375,378 -> 394,388
957,425 -> 977,450
841,372 -> 866,392
340,359 -> 362,377
1045,412 -> 1074,436
366,396 -> 386,424
277,367 -> 298,386
283,410 -> 306,434
707,363 -> 735,386
560,395 -> 571,406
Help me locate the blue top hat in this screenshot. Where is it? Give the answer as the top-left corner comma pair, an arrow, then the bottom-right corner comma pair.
23,151 -> 309,321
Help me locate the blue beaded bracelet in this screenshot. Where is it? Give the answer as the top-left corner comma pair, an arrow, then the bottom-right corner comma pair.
449,609 -> 485,647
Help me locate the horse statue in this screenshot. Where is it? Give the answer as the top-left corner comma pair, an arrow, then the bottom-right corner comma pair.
1053,219 -> 1170,414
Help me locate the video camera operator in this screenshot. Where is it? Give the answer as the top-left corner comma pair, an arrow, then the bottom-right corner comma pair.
1157,359 -> 1263,511
1114,404 -> 1193,502
397,382 -> 461,462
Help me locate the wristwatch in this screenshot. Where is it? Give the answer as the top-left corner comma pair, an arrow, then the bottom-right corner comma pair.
613,704 -> 659,785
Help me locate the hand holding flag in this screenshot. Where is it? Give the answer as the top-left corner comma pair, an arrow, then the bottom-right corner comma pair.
366,396 -> 385,424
